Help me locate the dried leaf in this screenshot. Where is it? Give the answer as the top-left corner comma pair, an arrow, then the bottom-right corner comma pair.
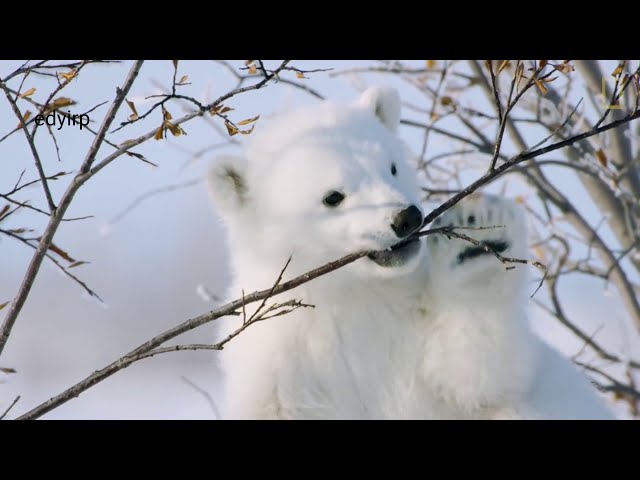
172,60 -> 178,69
248,64 -> 257,75
68,261 -> 88,269
426,60 -> 437,69
154,126 -> 165,141
244,60 -> 254,66
539,60 -> 548,69
0,302 -> 10,312
0,366 -> 16,373
17,110 -> 32,128
532,245 -> 547,263
126,99 -> 138,121
47,242 -> 76,263
514,195 -> 526,205
177,75 -> 189,85
240,125 -> 255,135
596,148 -> 608,168
8,228 -> 29,234
612,65 -> 623,77
534,78 -> 548,95
552,62 -> 575,74
163,109 -> 173,120
19,87 -> 36,98
165,120 -> 184,137
296,71 -> 306,79
219,106 -> 234,114
58,70 -> 78,82
497,60 -> 511,75
237,115 -> 260,126
440,96 -> 453,106
225,120 -> 239,136
515,63 -> 525,85
42,97 -> 76,115
0,204 -> 10,221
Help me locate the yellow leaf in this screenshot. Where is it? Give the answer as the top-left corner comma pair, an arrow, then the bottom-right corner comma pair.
440,96 -> 453,106
296,71 -> 306,79
165,120 -> 184,137
58,70 -> 78,82
17,110 -> 32,128
163,109 -> 172,120
596,149 -> 608,168
248,64 -> 257,75
612,65 -> 623,77
0,302 -> 10,311
514,195 -> 526,204
19,87 -> 36,98
178,75 -> 189,84
534,78 -> 548,95
426,60 -> 437,69
154,126 -> 165,140
219,106 -> 234,114
42,97 -> 76,115
225,120 -> 239,136
244,60 -> 254,66
497,60 -> 511,75
126,99 -> 138,121
47,242 -> 76,262
237,115 -> 260,126
240,125 -> 256,135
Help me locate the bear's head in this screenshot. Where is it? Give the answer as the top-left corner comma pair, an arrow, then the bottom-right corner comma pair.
208,87 -> 425,279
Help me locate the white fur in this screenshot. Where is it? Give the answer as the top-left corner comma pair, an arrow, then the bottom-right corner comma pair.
207,88 -> 616,420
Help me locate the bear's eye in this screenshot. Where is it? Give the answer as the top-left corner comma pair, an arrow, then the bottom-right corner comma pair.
391,163 -> 397,176
323,191 -> 345,208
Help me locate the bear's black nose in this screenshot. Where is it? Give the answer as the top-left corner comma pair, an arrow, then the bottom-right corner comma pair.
391,205 -> 423,238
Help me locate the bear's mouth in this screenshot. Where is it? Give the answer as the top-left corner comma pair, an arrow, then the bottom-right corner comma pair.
367,238 -> 422,267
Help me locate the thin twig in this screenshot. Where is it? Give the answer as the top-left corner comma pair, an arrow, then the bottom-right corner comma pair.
180,376 -> 221,420
0,395 -> 21,420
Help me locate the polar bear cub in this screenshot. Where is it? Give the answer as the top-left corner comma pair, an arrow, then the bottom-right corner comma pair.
207,87 -> 615,420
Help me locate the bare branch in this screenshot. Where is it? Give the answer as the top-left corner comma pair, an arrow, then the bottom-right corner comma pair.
0,395 -> 21,420
0,79 -> 56,213
421,109 -> 640,228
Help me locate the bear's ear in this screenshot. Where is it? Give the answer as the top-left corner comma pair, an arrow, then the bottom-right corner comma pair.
207,155 -> 250,212
359,86 -> 401,133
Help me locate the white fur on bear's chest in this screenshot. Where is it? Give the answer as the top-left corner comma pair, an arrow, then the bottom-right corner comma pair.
218,256 -> 476,420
